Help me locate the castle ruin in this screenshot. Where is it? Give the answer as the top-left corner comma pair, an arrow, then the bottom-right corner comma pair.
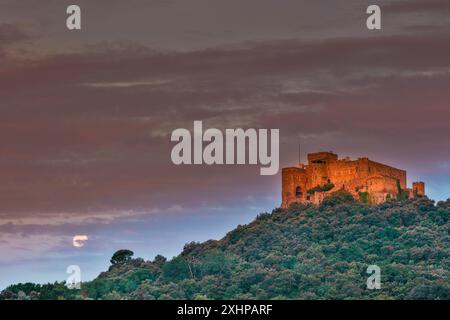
281,152 -> 425,207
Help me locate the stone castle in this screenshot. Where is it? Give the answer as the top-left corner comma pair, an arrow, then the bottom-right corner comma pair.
281,152 -> 425,208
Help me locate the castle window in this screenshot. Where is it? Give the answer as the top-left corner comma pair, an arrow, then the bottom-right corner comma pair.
306,196 -> 310,201
295,186 -> 302,198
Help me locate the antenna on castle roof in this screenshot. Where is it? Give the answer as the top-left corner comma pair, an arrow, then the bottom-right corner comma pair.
298,141 -> 301,165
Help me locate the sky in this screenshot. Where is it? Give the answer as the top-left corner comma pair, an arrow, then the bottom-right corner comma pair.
1,0 -> 450,289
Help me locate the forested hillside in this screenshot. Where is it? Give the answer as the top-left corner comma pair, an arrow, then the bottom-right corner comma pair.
2,192 -> 449,300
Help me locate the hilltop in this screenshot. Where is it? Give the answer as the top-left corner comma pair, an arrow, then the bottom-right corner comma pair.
2,192 -> 449,300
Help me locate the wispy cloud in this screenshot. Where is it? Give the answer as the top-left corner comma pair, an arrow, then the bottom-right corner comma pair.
80,79 -> 172,88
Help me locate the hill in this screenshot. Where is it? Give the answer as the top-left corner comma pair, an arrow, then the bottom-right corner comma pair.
2,192 -> 449,300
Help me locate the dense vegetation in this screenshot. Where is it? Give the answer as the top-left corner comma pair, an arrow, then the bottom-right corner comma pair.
307,182 -> 335,195
1,192 -> 449,300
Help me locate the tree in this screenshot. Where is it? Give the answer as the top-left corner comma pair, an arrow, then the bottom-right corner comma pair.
110,249 -> 134,265
162,257 -> 191,281
153,254 -> 167,267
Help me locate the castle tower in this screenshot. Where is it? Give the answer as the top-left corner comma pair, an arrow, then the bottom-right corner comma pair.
281,166 -> 307,208
412,181 -> 425,197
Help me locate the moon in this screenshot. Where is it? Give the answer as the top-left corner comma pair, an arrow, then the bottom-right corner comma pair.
72,235 -> 89,248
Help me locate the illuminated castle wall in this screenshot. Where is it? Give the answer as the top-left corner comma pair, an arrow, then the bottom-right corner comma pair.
281,152 -> 425,207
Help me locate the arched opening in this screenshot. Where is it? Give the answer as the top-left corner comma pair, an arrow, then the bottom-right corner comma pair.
295,186 -> 302,198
